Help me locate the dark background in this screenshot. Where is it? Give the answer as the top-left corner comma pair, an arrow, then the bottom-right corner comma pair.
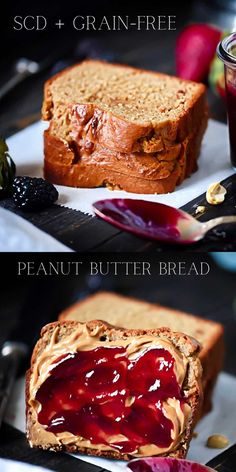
2,0 -> 236,137
0,252 -> 236,375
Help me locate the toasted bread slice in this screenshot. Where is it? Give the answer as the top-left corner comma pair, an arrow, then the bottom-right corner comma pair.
26,320 -> 202,460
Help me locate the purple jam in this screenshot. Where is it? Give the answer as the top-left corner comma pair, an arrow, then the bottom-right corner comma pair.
217,34 -> 236,170
93,199 -> 193,244
225,75 -> 236,169
128,457 -> 214,472
36,346 -> 185,454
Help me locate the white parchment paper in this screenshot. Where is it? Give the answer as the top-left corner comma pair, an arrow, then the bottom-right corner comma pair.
0,458 -> 53,472
7,119 -> 233,217
1,118 -> 233,250
0,208 -> 72,252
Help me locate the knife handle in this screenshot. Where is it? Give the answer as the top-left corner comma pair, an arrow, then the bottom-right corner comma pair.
0,342 -> 28,427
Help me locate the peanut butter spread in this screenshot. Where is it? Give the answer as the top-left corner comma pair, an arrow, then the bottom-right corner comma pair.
28,324 -> 191,457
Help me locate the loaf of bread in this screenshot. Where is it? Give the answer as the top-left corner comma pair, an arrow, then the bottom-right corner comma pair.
44,131 -> 181,194
26,320 -> 202,460
60,292 -> 224,415
43,60 -> 207,152
42,60 -> 208,194
44,113 -> 207,193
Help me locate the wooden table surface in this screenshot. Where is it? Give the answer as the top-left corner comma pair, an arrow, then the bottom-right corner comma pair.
1,0 -> 236,252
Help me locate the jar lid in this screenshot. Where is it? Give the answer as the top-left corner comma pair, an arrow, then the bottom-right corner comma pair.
217,32 -> 236,67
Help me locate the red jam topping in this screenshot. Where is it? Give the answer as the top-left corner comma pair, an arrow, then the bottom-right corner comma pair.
128,458 -> 213,472
36,346 -> 185,454
225,80 -> 236,168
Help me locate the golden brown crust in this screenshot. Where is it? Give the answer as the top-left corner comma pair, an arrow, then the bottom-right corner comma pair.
42,60 -> 207,153
47,128 -> 181,180
44,130 -> 182,193
26,320 -> 202,460
43,112 -> 207,194
42,60 -> 208,193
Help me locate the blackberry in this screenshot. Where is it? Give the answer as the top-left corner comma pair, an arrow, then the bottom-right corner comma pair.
12,176 -> 58,211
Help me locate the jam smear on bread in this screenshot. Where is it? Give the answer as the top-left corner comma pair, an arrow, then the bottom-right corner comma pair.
36,346 -> 185,453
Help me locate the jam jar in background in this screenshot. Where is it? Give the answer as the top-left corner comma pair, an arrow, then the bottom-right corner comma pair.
218,32 -> 236,170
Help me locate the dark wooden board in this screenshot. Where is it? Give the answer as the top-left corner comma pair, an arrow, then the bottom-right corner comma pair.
0,199 -> 121,251
207,443 -> 236,471
93,173 -> 236,252
0,423 -> 108,472
1,173 -> 236,252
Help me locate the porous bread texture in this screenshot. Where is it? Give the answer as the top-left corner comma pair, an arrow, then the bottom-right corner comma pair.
26,320 -> 202,461
42,60 -> 207,154
59,292 -> 224,415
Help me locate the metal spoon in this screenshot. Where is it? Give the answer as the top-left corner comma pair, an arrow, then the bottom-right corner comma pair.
93,198 -> 236,244
0,58 -> 40,101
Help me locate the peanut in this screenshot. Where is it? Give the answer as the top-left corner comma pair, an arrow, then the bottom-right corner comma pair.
206,434 -> 229,449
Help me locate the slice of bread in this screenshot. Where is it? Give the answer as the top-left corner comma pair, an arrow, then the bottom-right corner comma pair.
59,292 -> 224,415
42,60 -> 207,154
26,320 -> 202,460
44,130 -> 181,193
46,133 -> 180,180
43,112 -> 207,193
42,60 -> 208,193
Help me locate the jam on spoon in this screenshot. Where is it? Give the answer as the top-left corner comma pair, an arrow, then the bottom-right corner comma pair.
128,457 -> 215,472
93,198 -> 236,244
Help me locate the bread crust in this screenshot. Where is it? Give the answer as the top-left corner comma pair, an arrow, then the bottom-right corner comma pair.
44,130 -> 181,193
26,320 -> 202,460
42,60 -> 207,154
43,113 -> 207,194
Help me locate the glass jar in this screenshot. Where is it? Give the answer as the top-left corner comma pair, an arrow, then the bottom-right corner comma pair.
217,32 -> 236,170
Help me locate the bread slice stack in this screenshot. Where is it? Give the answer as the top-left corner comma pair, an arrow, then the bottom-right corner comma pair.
42,60 -> 208,194
26,320 -> 202,460
60,292 -> 224,416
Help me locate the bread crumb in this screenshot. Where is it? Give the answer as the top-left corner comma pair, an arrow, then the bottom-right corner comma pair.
195,205 -> 206,215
